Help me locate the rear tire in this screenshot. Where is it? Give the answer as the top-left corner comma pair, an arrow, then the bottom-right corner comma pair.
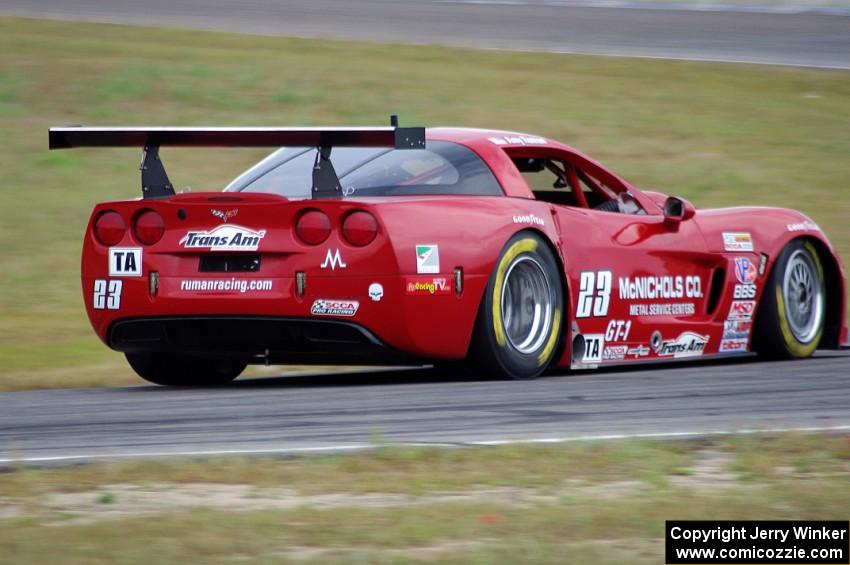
470,232 -> 564,379
125,352 -> 246,386
753,239 -> 826,359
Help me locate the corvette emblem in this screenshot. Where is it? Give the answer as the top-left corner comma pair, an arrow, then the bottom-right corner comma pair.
211,209 -> 239,223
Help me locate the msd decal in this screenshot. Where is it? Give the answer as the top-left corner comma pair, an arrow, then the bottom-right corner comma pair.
734,257 -> 757,284
416,245 -> 440,274
654,332 -> 708,358
728,300 -> 756,321
310,299 -> 359,317
722,232 -> 754,252
108,247 -> 142,277
180,225 -> 266,251
405,277 -> 451,295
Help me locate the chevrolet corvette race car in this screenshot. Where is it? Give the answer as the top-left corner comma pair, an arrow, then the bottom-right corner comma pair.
49,121 -> 848,385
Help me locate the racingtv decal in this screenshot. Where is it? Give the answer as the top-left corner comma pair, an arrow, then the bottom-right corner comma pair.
108,247 -> 142,277
618,275 -> 702,300
722,232 -> 754,252
311,299 -> 359,317
653,331 -> 708,358
405,277 -> 451,295
416,245 -> 440,274
93,279 -> 122,310
179,278 -> 273,294
180,224 -> 266,251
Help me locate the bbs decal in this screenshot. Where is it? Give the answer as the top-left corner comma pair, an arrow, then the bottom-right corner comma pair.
576,270 -> 612,318
733,283 -> 757,299
93,279 -> 123,310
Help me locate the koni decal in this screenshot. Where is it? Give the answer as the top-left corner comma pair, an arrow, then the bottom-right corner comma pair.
180,224 -> 266,251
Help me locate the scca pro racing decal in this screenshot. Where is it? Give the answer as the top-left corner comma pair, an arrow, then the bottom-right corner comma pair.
653,331 -> 708,358
180,224 -> 266,251
108,247 -> 142,277
311,299 -> 359,317
93,279 -> 122,310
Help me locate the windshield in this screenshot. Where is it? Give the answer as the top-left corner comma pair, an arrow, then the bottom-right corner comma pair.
225,141 -> 502,198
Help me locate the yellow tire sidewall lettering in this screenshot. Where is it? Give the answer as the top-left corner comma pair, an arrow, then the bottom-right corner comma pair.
492,238 -> 539,348
775,242 -> 824,358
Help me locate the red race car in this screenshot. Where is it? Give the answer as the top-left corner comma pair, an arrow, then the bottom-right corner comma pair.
49,121 -> 848,385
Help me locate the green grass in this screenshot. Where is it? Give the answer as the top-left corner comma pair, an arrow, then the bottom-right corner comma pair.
1,433 -> 848,563
0,17 -> 848,390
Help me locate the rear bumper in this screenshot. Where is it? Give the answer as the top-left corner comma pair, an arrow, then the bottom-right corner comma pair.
108,316 -> 419,364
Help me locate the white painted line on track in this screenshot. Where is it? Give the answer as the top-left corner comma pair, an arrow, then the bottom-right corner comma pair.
3,424 -> 849,466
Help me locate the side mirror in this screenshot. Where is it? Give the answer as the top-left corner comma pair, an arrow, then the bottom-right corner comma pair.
663,196 -> 695,229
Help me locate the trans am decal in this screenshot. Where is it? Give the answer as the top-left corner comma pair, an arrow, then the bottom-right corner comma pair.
180,224 -> 266,251
654,331 -> 708,358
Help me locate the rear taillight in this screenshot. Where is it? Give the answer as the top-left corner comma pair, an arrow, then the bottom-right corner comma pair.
295,210 -> 331,245
341,211 -> 378,246
93,210 -> 125,246
133,209 -> 165,245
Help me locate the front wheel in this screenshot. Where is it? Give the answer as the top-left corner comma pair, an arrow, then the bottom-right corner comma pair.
470,232 -> 564,379
125,352 -> 246,386
754,239 -> 826,359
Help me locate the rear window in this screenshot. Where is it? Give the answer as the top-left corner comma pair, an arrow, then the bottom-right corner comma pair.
225,141 -> 502,198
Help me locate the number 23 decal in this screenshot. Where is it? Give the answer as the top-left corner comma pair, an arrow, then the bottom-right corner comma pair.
93,279 -> 123,310
576,270 -> 612,318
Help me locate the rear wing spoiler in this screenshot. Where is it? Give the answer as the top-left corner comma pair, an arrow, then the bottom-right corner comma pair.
48,120 -> 426,199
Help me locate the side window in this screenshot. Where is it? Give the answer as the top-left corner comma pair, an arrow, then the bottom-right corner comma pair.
512,157 -> 581,207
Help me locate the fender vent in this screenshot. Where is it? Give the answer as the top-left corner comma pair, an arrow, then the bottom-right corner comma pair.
706,267 -> 725,315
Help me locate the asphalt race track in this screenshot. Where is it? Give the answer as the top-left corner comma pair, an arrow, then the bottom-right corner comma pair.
2,351 -> 849,464
1,0 -> 850,68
